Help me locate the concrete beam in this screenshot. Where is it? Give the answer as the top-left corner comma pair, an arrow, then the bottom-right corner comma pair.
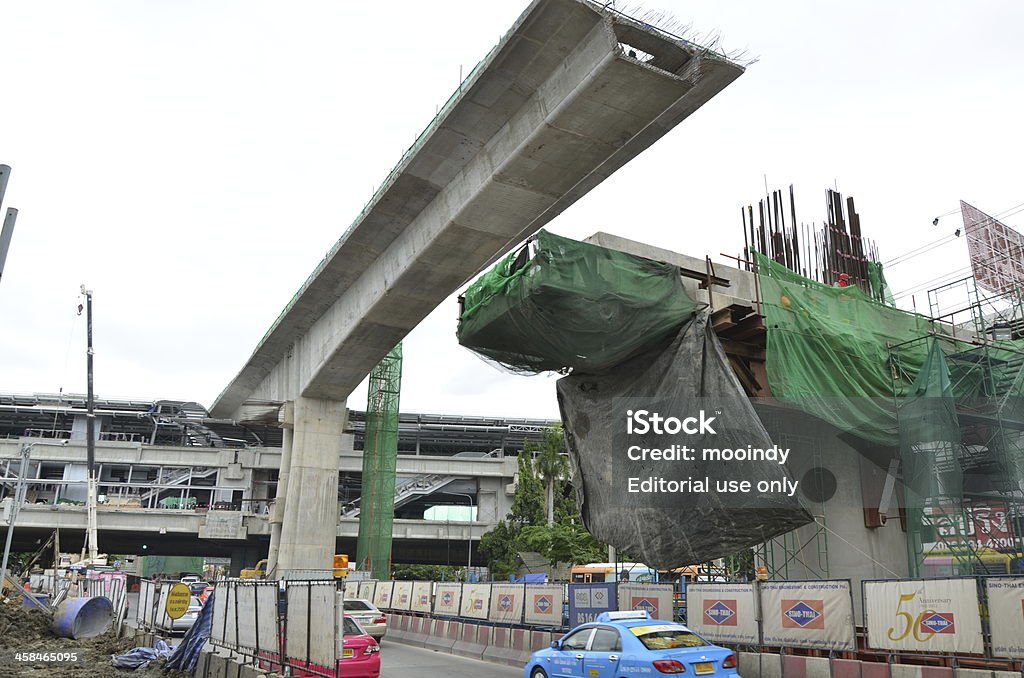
211,0 -> 742,418
0,439 -> 518,478
8,506 -> 493,543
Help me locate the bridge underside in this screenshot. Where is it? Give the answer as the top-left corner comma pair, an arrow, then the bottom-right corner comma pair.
2,527 -> 479,567
214,0 -> 743,416
210,0 -> 743,574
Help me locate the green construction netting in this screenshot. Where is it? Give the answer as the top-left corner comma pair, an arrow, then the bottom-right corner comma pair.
898,339 -> 964,510
458,230 -> 697,374
758,252 -> 1024,446
356,343 -> 402,580
757,252 -> 934,445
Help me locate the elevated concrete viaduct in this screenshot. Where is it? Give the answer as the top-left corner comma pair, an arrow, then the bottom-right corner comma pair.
211,0 -> 743,572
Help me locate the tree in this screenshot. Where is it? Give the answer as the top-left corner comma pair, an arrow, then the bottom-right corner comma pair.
535,425 -> 568,526
478,425 -> 613,577
392,564 -> 462,581
509,445 -> 544,527
478,520 -> 518,580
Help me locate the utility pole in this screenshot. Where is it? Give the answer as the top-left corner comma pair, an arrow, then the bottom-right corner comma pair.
81,285 -> 99,562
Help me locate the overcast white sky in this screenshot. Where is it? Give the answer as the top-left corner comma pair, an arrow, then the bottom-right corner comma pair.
2,1 -> 1022,420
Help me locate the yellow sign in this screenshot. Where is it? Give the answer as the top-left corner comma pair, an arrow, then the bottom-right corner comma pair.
165,583 -> 191,620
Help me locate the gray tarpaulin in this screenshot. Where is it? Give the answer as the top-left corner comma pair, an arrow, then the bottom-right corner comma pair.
556,311 -> 812,568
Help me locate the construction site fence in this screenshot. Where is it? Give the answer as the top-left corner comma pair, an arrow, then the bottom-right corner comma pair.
347,577 -> 1024,663
205,579 -> 340,678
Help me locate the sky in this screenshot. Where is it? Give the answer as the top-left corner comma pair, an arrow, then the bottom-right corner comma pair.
2,1 -> 1023,421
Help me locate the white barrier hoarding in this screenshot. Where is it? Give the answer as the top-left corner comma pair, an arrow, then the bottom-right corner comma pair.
344,580 -> 359,599
489,584 -> 525,623
434,583 -> 462,616
236,586 -> 258,649
687,583 -> 760,645
373,581 -> 394,609
618,583 -> 674,620
524,584 -> 563,626
357,580 -> 376,601
760,580 -> 856,650
391,581 -> 413,611
137,580 -> 155,627
864,579 -> 983,654
256,585 -> 279,655
460,583 -> 491,619
211,582 -> 228,643
411,581 -> 433,613
286,583 -> 336,669
985,578 -> 1024,657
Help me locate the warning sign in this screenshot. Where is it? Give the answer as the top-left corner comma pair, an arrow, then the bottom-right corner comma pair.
165,583 -> 191,620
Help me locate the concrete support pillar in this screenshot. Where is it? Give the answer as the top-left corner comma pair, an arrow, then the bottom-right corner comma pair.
277,397 -> 346,573
266,405 -> 294,577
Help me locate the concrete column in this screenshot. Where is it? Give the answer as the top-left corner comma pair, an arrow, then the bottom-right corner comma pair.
276,397 -> 346,573
265,404 -> 294,577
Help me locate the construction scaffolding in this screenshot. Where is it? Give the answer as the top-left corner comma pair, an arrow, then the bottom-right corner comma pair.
355,343 -> 403,580
889,325 -> 1024,577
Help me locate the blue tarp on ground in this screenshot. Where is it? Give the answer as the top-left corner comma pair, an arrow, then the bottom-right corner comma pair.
110,639 -> 173,670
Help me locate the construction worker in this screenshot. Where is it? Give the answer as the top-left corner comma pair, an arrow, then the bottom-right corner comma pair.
836,272 -> 851,288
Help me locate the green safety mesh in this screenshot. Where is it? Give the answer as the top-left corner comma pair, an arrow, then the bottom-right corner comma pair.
458,230 -> 697,374
757,252 -> 934,445
760,249 -> 1024,441
356,343 -> 402,580
897,339 -> 965,575
898,339 -> 964,509
139,556 -> 204,578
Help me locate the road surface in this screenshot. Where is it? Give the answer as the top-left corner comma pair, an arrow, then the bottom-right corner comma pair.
381,642 -> 522,677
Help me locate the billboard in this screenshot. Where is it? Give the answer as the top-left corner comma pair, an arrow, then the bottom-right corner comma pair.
391,581 -> 413,611
569,583 -> 616,627
411,581 -> 433,613
864,578 -> 983,654
760,580 -> 855,650
460,583 -> 491,620
489,584 -> 525,623
433,583 -> 462,616
617,583 -> 674,620
524,584 -> 563,626
686,582 -> 759,645
962,201 -> 1024,296
985,578 -> 1024,658
372,581 -> 394,610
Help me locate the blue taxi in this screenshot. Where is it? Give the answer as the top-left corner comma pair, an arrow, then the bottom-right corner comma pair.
524,611 -> 739,678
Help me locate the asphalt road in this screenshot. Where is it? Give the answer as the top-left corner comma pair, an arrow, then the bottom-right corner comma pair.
381,642 -> 523,678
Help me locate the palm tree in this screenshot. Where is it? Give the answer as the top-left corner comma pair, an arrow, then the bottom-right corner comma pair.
534,425 -> 568,526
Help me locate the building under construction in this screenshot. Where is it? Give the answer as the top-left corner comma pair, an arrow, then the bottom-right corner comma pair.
457,190 -> 1024,616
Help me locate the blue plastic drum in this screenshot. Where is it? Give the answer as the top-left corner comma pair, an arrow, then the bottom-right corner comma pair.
51,596 -> 113,639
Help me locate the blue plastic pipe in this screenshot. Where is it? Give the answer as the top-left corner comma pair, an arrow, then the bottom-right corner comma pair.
51,596 -> 113,639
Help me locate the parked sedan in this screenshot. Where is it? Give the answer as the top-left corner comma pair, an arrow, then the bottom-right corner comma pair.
524,610 -> 740,678
342,598 -> 387,641
188,580 -> 210,595
288,615 -> 380,678
169,596 -> 204,634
